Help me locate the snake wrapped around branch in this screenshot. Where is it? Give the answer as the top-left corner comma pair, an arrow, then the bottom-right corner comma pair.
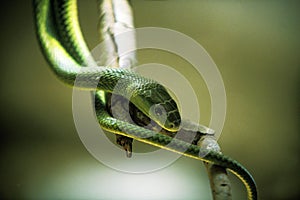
33,0 -> 257,199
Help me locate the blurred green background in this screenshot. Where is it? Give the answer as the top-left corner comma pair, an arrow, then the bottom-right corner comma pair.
0,0 -> 299,199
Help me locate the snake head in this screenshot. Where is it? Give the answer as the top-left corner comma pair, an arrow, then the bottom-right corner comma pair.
131,83 -> 181,132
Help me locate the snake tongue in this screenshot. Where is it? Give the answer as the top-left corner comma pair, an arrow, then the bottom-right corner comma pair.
116,135 -> 133,158
122,142 -> 132,158
125,148 -> 132,158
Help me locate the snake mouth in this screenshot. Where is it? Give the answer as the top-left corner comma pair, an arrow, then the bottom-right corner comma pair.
162,119 -> 181,132
129,102 -> 179,138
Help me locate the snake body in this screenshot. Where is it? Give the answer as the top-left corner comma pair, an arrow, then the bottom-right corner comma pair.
33,0 -> 181,132
33,0 -> 257,199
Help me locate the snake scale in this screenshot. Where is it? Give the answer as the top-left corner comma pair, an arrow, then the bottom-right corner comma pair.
33,0 -> 257,199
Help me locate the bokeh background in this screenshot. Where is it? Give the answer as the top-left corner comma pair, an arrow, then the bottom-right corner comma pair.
1,0 -> 299,199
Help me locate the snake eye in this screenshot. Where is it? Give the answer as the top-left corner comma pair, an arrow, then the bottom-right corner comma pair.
154,105 -> 163,116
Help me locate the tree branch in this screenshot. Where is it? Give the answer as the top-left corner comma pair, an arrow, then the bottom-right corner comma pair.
198,136 -> 232,200
96,1 -> 233,199
97,0 -> 136,68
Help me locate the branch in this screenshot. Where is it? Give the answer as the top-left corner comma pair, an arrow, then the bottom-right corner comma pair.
97,0 -> 137,68
96,1 -> 233,199
198,136 -> 232,200
97,0 -> 137,157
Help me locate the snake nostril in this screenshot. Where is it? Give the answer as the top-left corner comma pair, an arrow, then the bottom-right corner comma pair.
169,123 -> 175,129
171,120 -> 181,129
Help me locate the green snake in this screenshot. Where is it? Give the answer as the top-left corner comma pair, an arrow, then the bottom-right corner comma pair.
33,0 -> 257,199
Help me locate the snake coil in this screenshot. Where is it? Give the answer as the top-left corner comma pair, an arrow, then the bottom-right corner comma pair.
33,0 -> 257,199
